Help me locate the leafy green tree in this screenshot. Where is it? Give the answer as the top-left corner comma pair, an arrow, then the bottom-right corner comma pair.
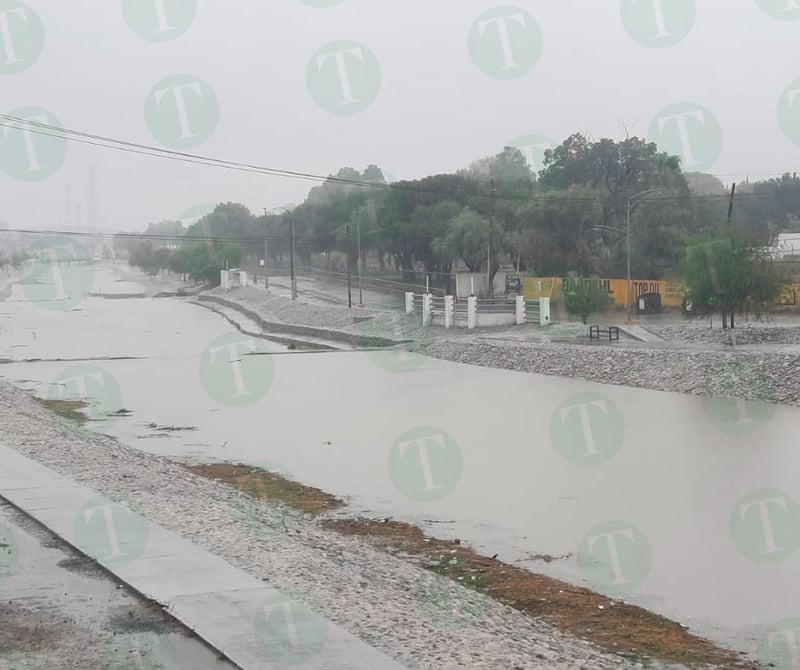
562,276 -> 614,324
681,231 -> 787,328
433,208 -> 490,273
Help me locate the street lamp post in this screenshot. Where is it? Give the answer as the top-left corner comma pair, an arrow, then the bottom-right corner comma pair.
625,189 -> 662,322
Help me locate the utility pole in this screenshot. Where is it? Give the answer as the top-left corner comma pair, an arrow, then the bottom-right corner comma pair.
726,182 -> 736,227
264,207 -> 269,291
357,216 -> 363,306
726,183 -> 737,329
346,224 -> 353,308
290,215 -> 297,300
486,179 -> 496,298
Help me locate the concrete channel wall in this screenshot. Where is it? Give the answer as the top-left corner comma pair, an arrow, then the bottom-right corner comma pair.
196,294 -> 399,348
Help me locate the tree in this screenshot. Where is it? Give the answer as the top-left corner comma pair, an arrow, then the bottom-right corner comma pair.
433,209 -> 490,273
681,230 -> 787,328
562,277 -> 614,324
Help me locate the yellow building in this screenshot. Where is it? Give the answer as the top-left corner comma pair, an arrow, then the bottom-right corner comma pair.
523,277 -> 800,309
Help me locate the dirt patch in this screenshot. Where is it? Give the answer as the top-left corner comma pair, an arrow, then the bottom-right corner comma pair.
56,557 -> 104,578
35,398 -> 87,425
0,601 -> 70,655
187,463 -> 343,515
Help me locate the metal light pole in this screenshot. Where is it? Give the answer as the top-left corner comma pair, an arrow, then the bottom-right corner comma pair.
626,188 -> 662,322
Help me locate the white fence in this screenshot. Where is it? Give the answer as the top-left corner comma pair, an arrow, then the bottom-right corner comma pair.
406,293 -> 550,330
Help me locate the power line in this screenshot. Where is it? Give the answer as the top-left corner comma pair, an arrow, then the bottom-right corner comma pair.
1,114 -> 795,208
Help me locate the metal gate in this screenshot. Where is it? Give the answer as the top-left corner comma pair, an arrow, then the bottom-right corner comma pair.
525,299 -> 541,324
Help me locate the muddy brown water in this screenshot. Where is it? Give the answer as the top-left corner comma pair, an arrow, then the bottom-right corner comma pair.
1,263 -> 798,664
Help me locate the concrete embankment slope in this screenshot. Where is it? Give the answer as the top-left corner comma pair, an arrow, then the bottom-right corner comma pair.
193,290 -> 406,348
0,445 -> 404,670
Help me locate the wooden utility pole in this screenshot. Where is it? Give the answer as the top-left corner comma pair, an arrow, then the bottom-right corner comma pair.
726,183 -> 736,329
290,215 -> 297,300
264,207 -> 269,290
486,179 -> 496,298
346,224 -> 352,308
726,182 -> 736,227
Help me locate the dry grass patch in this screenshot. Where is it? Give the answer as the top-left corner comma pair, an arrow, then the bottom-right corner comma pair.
187,463 -> 343,515
188,464 -> 754,669
323,518 -> 756,670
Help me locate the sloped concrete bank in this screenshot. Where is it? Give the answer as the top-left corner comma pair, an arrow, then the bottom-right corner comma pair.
199,288 -> 800,407
194,293 -> 400,348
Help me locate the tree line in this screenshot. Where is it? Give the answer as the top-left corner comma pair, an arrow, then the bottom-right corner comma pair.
118,132 -> 800,325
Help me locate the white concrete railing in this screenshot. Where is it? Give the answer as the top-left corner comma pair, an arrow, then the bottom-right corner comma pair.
412,292 -> 550,330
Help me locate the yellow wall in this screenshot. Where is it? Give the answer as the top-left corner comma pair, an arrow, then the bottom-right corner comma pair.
523,277 -> 800,309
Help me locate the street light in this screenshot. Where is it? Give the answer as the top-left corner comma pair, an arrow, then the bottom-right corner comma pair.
625,189 -> 662,322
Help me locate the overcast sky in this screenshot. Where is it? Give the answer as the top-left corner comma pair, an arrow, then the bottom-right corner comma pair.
1,0 -> 799,232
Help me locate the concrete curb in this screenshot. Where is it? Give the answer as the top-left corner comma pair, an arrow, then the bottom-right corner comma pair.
196,294 -> 401,349
0,445 -> 406,670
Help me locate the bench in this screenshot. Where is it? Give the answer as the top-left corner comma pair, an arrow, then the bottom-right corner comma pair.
589,325 -> 620,341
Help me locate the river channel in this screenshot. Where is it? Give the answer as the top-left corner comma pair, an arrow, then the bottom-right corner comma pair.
1,261 -> 798,661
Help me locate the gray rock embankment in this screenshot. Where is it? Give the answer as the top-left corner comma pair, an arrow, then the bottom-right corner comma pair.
651,322 -> 800,346
203,287 -> 800,407
414,338 -> 800,406
0,382 -> 668,670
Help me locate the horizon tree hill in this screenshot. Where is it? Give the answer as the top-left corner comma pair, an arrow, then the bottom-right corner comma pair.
115,136 -> 800,292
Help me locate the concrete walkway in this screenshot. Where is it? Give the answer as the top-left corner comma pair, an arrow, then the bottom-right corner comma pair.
616,323 -> 665,343
0,444 -> 405,670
